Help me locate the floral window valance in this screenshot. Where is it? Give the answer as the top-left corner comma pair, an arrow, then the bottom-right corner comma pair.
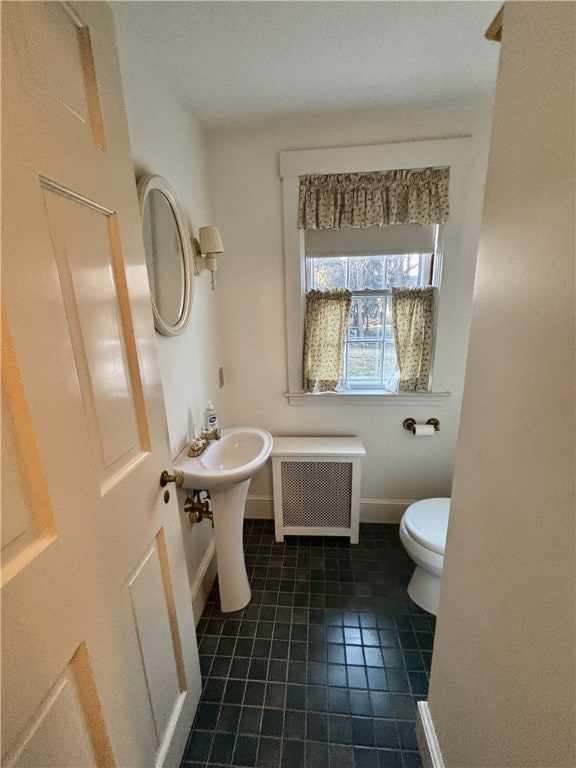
298,167 -> 449,230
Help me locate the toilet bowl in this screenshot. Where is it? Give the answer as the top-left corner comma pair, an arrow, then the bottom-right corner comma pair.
399,497 -> 450,615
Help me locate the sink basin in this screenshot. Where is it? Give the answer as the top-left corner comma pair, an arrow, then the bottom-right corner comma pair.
174,427 -> 272,613
174,427 -> 272,490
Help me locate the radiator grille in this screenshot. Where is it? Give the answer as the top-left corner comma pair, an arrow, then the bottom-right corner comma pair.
280,461 -> 352,528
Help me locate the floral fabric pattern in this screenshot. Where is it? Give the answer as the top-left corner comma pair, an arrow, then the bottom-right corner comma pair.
304,289 -> 352,393
392,287 -> 437,392
298,167 -> 449,230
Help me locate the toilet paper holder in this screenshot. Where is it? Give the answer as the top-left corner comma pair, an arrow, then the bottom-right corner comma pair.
403,417 -> 440,433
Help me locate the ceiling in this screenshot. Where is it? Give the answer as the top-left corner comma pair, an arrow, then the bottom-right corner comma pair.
111,1 -> 501,130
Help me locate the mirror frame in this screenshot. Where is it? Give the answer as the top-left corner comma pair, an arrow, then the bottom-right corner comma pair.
137,174 -> 194,336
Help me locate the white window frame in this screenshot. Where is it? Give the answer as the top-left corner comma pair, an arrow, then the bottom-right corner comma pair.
279,137 -> 472,405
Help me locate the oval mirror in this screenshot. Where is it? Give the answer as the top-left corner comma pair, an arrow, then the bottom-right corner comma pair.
137,175 -> 193,336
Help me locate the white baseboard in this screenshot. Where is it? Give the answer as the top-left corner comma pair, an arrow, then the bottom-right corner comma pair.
359,498 -> 413,524
416,701 -> 445,768
245,495 -> 275,519
245,495 -> 413,524
189,538 -> 217,625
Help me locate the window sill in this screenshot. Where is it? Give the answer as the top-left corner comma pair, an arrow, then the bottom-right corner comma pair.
284,391 -> 451,406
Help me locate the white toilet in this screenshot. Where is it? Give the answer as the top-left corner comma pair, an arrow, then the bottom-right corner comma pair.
399,497 -> 451,615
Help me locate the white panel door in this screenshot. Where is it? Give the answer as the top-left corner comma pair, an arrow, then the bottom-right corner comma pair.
1,3 -> 201,766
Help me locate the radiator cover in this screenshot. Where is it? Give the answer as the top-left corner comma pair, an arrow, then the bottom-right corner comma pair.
271,437 -> 365,543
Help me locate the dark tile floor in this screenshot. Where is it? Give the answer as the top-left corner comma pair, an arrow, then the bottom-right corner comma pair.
181,520 -> 434,768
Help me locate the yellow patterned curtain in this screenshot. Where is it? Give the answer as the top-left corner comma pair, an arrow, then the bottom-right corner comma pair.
304,289 -> 352,393
392,287 -> 437,392
298,167 -> 449,230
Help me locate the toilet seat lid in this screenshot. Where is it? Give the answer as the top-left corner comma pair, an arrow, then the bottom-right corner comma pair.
404,498 -> 450,555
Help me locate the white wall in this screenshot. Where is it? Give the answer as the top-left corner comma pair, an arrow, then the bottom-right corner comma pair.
112,6 -> 223,601
427,3 -> 575,766
207,101 -> 494,517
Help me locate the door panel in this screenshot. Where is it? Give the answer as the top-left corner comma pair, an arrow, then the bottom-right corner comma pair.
4,643 -> 114,768
128,535 -> 183,742
12,2 -> 106,149
41,180 -> 150,486
1,3 -> 201,765
1,317 -> 57,583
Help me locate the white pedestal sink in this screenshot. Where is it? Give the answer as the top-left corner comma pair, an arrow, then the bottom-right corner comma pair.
174,428 -> 272,612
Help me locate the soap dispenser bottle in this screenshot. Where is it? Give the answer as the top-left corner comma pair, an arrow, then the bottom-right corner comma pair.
203,401 -> 219,432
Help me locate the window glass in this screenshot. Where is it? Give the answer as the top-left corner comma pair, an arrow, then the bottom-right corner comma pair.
307,246 -> 435,390
311,256 -> 347,290
311,253 -> 431,292
349,256 -> 386,291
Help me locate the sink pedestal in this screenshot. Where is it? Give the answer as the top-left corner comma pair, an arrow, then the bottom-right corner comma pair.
211,479 -> 251,613
173,428 -> 272,613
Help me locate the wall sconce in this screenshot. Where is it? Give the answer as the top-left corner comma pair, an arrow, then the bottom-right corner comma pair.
193,226 -> 224,290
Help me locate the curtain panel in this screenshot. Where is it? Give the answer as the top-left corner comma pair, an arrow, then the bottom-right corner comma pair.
392,286 -> 437,393
303,289 -> 352,393
298,167 -> 449,230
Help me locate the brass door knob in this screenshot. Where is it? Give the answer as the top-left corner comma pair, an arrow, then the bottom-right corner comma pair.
160,470 -> 184,488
